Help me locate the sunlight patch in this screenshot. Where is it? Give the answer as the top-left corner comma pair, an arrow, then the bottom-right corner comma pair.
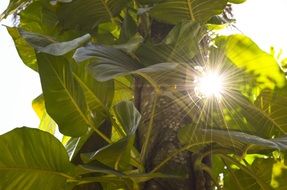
194,67 -> 225,100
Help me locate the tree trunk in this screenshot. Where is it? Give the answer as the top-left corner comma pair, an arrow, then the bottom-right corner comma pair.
135,21 -> 212,190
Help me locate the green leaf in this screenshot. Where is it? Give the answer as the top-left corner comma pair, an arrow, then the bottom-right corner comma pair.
136,21 -> 202,66
21,30 -> 91,56
32,94 -> 57,135
225,91 -> 287,138
136,41 -> 176,66
252,87 -> 287,137
0,0 -> 28,20
114,34 -> 144,54
81,137 -> 134,170
66,121 -> 112,164
58,0 -> 73,3
72,42 -> 138,81
119,11 -> 138,42
223,157 -> 274,190
6,27 -> 38,71
73,43 -> 141,81
88,63 -> 134,81
128,172 -> 183,183
37,53 -> 90,137
216,34 -> 286,90
134,62 -> 178,74
81,101 -> 140,170
147,0 -> 228,24
76,162 -> 125,176
57,0 -> 128,32
74,42 -> 179,82
90,62 -> 178,81
113,101 -> 141,134
228,0 -> 246,4
207,129 -> 287,151
0,127 -> 76,190
19,1 -> 64,37
6,2 -> 82,71
66,130 -> 94,160
163,21 -> 201,52
73,43 -> 140,65
112,77 -> 134,106
72,61 -> 115,111
178,126 -> 287,153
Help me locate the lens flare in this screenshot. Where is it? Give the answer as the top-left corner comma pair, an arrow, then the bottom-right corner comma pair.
195,71 -> 225,99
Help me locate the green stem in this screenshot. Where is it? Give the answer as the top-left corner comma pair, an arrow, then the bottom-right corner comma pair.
140,96 -> 158,162
150,142 -> 211,173
137,73 -> 161,94
91,125 -> 112,143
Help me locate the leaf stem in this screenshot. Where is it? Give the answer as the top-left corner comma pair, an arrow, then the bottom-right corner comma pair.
140,95 -> 158,162
137,73 -> 161,94
150,142 -> 211,173
91,126 -> 112,143
187,0 -> 196,21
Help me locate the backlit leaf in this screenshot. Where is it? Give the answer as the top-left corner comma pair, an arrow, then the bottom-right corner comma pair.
0,127 -> 76,190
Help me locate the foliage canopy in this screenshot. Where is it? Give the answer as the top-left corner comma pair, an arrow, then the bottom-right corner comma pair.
1,0 -> 287,189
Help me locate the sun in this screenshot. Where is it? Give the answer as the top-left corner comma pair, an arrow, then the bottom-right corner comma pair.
194,70 -> 225,99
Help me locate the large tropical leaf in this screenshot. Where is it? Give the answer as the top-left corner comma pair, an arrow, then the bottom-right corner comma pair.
5,2 -> 82,71
73,43 -> 140,65
81,101 -> 140,170
113,101 -> 141,135
136,21 -> 203,66
222,157 -> 273,190
65,62 -> 114,160
221,155 -> 287,190
20,30 -> 91,56
19,1 -> 59,36
113,34 -> 144,54
228,0 -> 246,4
119,11 -> 138,43
37,53 -> 90,137
0,127 -> 76,190
90,62 -> 178,81
162,21 -> 201,53
252,87 -> 287,137
57,0 -> 128,32
221,90 -> 287,138
73,44 -> 139,81
6,27 -> 38,71
140,0 -> 228,24
74,43 -> 178,81
216,35 -> 286,90
178,126 -> 287,153
112,77 -> 134,106
81,137 -> 134,170
22,30 -> 113,114
72,61 -> 115,112
32,94 -> 57,135
0,0 -> 28,20
66,130 -> 94,161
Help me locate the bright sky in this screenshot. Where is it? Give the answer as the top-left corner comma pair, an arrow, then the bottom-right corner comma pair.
0,0 -> 287,134
0,1 -> 41,134
233,0 -> 287,53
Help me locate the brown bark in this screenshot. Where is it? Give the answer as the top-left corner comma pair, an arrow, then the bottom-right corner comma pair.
135,20 -> 213,190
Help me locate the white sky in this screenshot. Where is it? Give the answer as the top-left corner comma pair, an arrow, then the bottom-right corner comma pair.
233,0 -> 287,54
0,0 -> 41,134
0,0 -> 287,134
